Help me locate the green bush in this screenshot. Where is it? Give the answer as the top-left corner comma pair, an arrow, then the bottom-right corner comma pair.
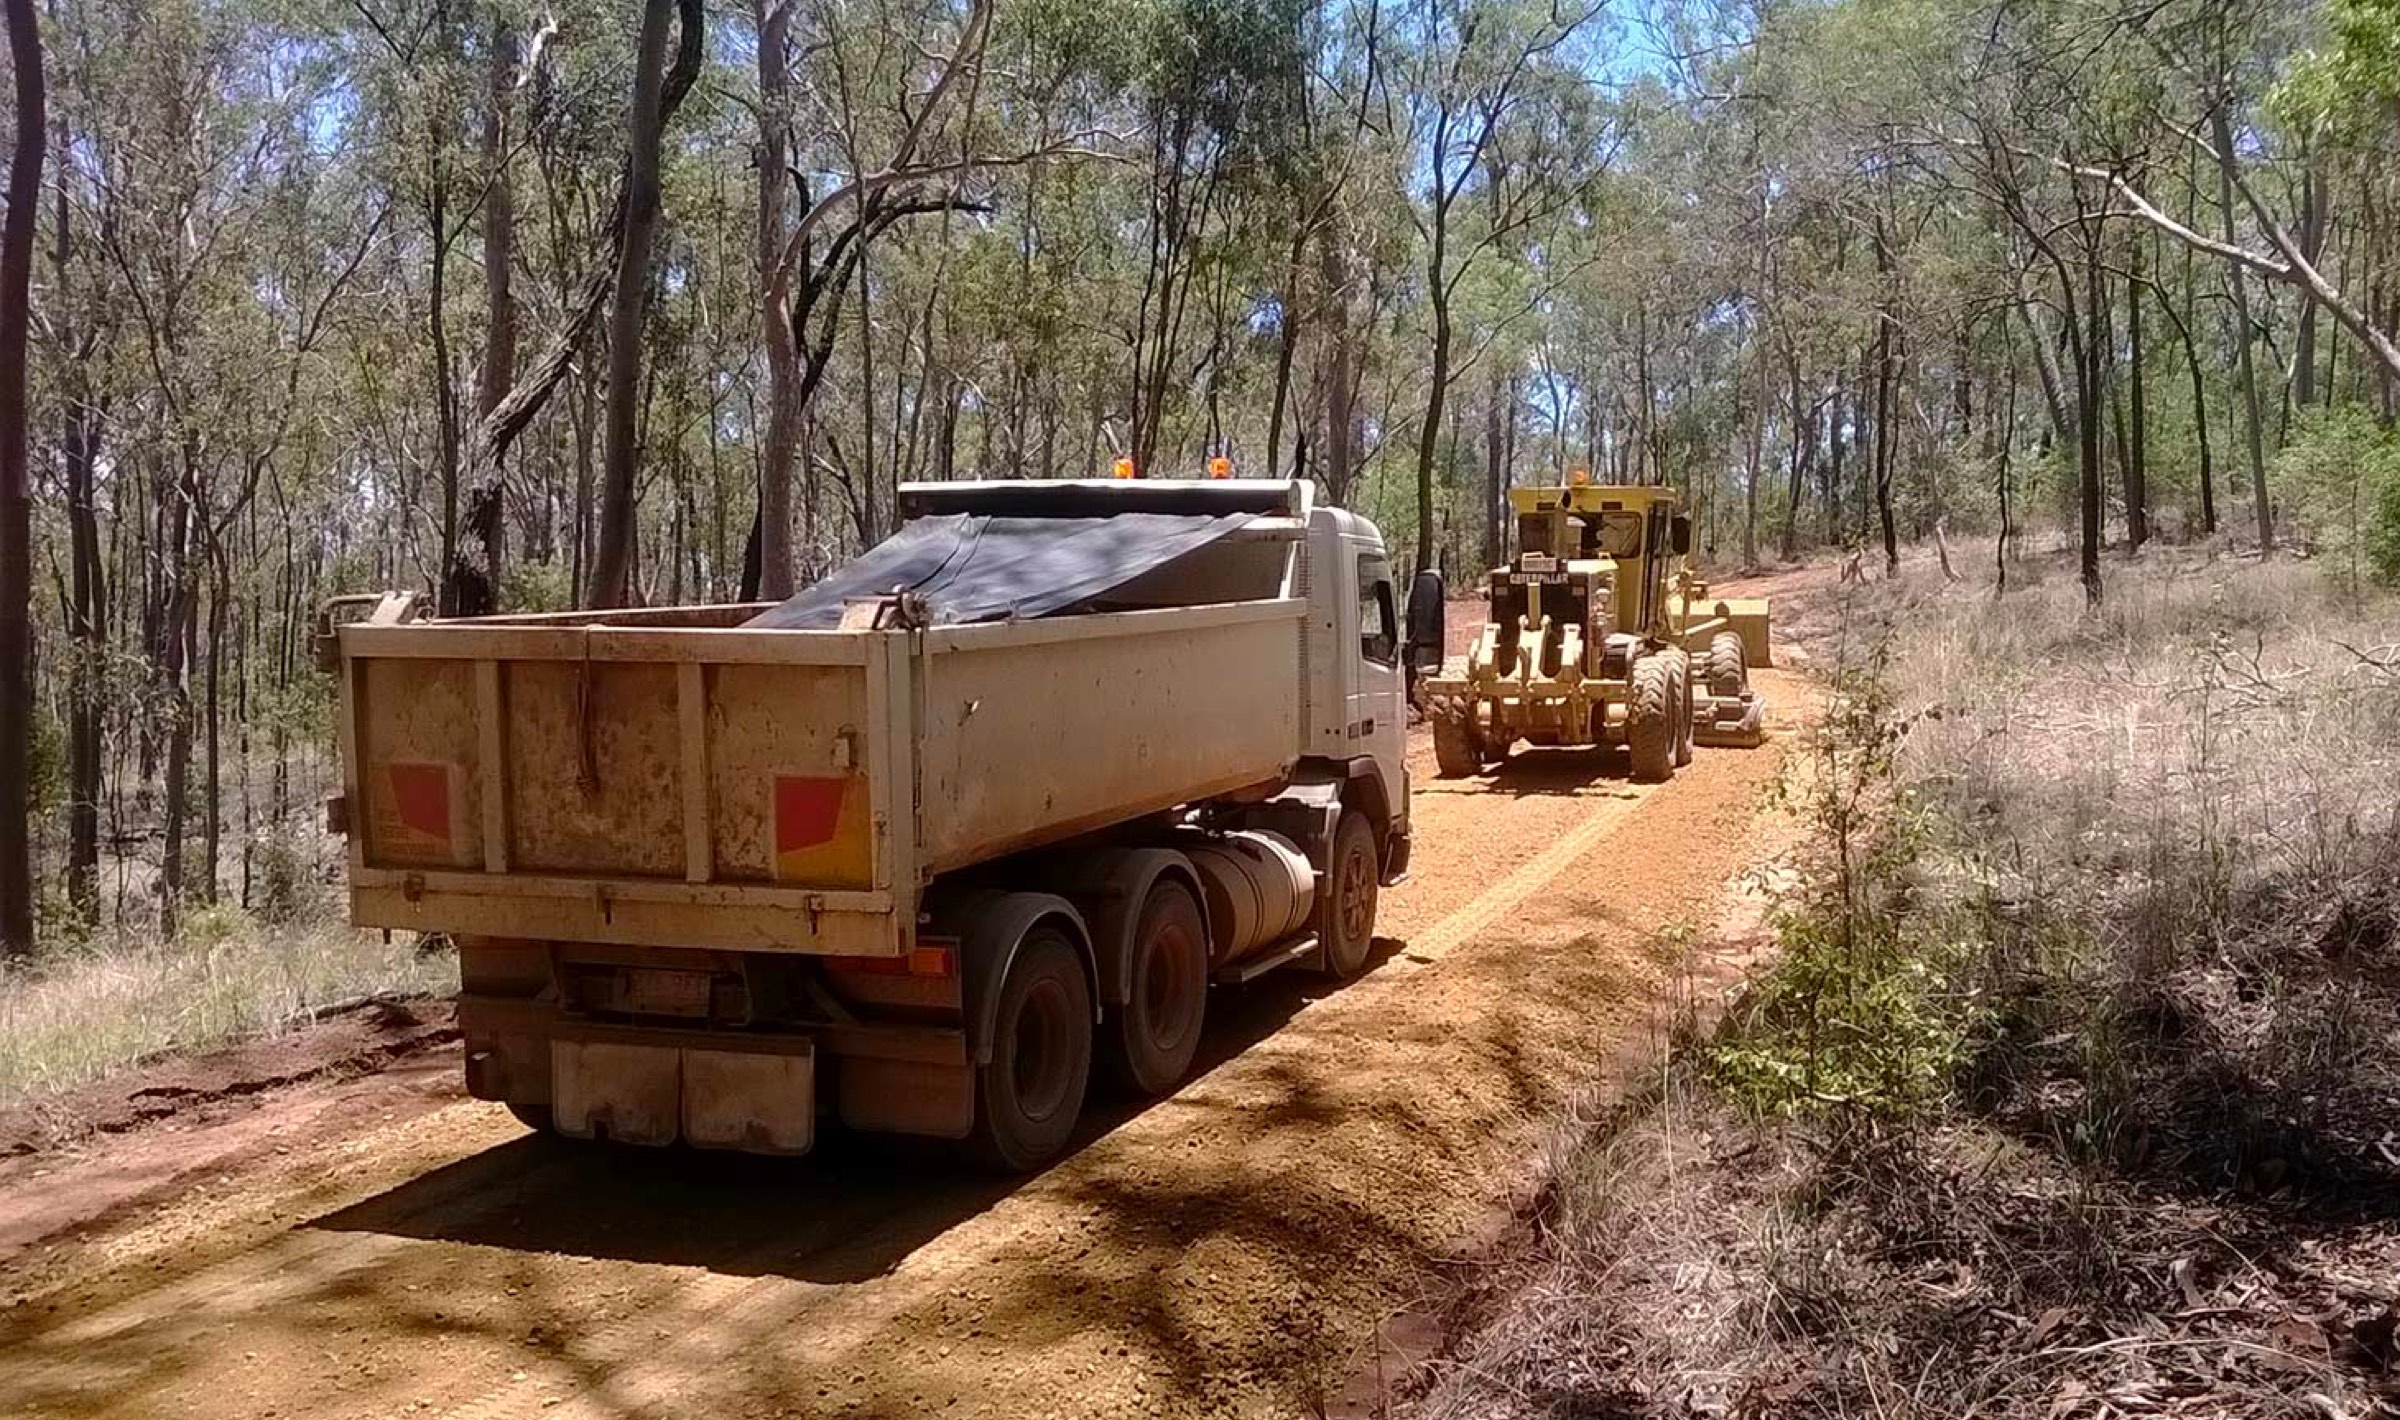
2274,405 -> 2400,587
1710,642 -> 1985,1118
502,559 -> 575,613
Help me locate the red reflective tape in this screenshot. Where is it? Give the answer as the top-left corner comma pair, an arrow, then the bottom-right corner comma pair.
774,775 -> 849,852
388,763 -> 451,841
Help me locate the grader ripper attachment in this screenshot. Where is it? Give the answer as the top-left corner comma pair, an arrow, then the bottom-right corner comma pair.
1420,482 -> 1770,783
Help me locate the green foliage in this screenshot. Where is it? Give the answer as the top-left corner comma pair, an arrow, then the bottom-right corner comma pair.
1711,643 -> 1984,1118
253,832 -> 326,926
2273,406 -> 2400,588
501,559 -> 576,614
2272,0 -> 2400,141
26,712 -> 67,824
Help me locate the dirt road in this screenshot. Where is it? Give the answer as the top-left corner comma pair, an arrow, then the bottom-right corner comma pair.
1,666 -> 1809,1420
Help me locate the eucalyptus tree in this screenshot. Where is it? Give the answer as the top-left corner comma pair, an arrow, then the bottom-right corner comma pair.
0,0 -> 41,957
1400,0 -> 1606,574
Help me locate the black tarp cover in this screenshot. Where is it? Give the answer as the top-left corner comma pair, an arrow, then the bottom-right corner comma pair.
743,511 -> 1256,630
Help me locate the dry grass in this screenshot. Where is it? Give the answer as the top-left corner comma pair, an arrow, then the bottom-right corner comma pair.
1407,546 -> 2400,1420
0,907 -> 456,1107
1892,550 -> 2400,1189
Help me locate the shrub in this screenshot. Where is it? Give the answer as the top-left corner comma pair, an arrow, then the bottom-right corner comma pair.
1711,629 -> 1985,1117
2274,404 -> 2400,589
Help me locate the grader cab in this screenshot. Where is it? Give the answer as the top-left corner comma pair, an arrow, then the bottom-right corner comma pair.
1418,481 -> 1770,783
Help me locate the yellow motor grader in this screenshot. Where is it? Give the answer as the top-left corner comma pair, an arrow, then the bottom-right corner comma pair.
1418,481 -> 1770,782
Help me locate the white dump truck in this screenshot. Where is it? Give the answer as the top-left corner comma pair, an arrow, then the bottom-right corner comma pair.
324,479 -> 1413,1169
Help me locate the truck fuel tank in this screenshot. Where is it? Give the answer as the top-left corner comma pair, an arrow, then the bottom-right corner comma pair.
1181,830 -> 1316,966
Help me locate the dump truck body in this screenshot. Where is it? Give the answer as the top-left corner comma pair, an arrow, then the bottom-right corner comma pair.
330,479 -> 1408,1168
1418,482 -> 1770,782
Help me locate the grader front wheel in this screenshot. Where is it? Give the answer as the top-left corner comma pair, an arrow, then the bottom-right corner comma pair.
1432,708 -> 1483,778
1666,648 -> 1696,768
1627,655 -> 1676,784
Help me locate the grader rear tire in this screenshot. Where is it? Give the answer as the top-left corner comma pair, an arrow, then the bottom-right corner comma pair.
1705,630 -> 1748,697
1432,711 -> 1481,778
1627,655 -> 1675,784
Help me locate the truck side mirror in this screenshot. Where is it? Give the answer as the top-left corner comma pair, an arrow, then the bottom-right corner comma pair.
1406,570 -> 1446,670
1670,515 -> 1693,556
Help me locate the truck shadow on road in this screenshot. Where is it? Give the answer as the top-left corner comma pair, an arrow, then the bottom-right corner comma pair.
305,937 -> 1407,1285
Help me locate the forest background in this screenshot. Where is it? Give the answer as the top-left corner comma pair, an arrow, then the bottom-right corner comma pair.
0,0 -> 2397,964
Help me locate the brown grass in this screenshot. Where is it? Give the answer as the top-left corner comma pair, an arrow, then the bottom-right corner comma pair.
0,906 -> 455,1107
1405,545 -> 2400,1420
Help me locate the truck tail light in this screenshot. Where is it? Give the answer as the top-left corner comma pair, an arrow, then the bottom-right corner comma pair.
826,940 -> 957,979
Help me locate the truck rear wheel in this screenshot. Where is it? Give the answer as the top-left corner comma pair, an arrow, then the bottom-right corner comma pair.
1108,880 -> 1208,1096
1315,811 -> 1380,980
971,929 -> 1093,1171
1627,654 -> 1675,784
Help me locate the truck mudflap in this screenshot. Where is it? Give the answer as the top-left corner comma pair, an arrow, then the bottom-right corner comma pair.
460,995 -> 969,1155
551,1038 -> 816,1155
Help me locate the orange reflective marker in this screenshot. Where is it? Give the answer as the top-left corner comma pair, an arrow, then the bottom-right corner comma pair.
1570,466 -> 1591,486
1112,456 -> 1136,479
1208,455 -> 1232,479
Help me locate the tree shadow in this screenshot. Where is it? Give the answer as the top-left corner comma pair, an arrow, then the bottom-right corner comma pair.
305,935 -> 1407,1285
1415,746 -> 1633,800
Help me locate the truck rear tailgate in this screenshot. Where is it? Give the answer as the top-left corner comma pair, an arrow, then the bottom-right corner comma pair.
339,622 -> 909,956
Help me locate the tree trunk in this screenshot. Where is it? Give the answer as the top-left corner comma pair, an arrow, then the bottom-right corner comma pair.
1482,368 -> 1504,571
755,0 -> 797,597
1781,357 -> 1811,562
1319,226 -> 1358,507
473,14 -> 519,595
53,77 -> 101,927
160,570 -> 194,939
1743,331 -> 1765,570
428,154 -> 462,613
2214,106 -> 2273,553
2293,162 -> 2325,409
1265,229 -> 1306,478
201,544 -> 227,904
2080,226 -> 2105,606
2126,232 -> 2149,548
1414,206 -> 1451,577
0,0 -> 42,957
589,0 -> 683,608
1824,368 -> 1845,544
1415,309 -> 1447,575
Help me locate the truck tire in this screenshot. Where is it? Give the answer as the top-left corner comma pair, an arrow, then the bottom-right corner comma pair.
1107,879 -> 1209,1096
1667,648 -> 1695,767
1432,710 -> 1481,778
1627,654 -> 1675,784
506,1102 -> 556,1135
970,928 -> 1093,1171
1706,630 -> 1748,697
1315,811 -> 1380,980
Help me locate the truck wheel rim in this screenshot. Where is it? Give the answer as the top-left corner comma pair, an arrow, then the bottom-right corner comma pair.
1142,919 -> 1203,1047
1011,978 -> 1077,1121
1339,846 -> 1373,943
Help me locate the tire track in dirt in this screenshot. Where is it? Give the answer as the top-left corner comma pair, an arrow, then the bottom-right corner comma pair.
0,665 -> 1810,1420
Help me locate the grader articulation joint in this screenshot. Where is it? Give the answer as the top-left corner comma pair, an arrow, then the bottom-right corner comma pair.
1419,482 -> 1770,783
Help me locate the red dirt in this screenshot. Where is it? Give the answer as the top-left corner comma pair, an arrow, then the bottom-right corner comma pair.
0,577 -> 1814,1420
